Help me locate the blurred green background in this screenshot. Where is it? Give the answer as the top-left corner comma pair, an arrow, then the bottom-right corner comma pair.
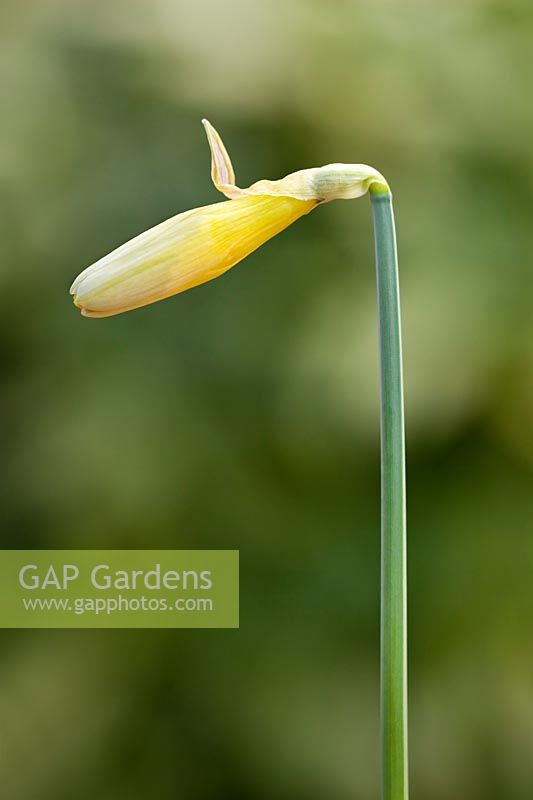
1,0 -> 533,797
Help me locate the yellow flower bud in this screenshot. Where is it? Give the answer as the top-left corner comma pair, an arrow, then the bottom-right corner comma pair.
70,120 -> 388,318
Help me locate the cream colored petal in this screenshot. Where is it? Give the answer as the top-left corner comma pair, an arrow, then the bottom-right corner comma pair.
202,119 -> 390,203
71,194 -> 316,318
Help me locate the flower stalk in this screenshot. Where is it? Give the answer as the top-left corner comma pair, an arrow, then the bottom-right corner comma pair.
371,189 -> 408,800
69,119 -> 410,800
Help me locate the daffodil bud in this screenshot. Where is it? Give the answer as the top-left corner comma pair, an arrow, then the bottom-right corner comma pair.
70,120 -> 389,318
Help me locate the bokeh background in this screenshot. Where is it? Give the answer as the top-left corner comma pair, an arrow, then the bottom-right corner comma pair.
1,0 -> 533,797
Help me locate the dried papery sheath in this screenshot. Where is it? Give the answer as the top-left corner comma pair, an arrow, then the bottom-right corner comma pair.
202,119 -> 388,202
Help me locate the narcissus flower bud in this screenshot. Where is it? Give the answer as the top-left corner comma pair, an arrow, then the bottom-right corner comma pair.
70,120 -> 389,318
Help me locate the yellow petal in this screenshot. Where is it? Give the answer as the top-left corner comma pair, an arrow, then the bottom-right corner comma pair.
71,194 -> 316,318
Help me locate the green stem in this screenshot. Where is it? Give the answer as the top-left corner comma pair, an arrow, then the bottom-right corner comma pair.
370,191 -> 408,800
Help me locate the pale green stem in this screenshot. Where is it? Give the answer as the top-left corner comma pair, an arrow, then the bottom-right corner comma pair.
370,190 -> 408,800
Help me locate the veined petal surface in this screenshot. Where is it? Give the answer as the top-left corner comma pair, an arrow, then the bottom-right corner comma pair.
71,194 -> 315,318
